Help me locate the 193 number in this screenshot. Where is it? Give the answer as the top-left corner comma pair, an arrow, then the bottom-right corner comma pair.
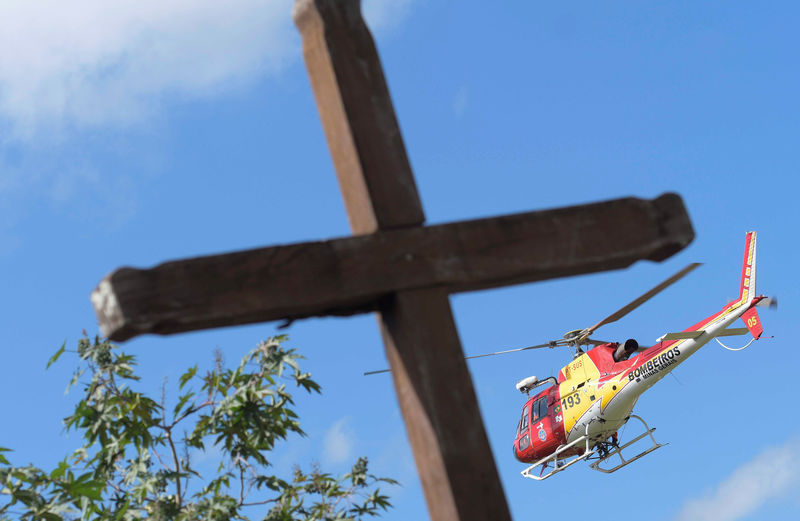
561,393 -> 581,410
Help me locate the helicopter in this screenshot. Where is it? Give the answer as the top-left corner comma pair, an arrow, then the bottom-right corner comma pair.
490,231 -> 775,480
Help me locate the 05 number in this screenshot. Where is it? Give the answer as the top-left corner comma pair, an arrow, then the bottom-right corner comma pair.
747,316 -> 758,328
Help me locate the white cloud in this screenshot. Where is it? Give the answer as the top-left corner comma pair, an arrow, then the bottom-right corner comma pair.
0,0 -> 295,140
323,418 -> 356,465
0,0 -> 416,141
0,0 -> 417,249
675,435 -> 800,521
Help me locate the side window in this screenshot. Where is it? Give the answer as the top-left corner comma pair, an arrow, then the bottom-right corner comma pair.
531,397 -> 548,422
520,405 -> 529,434
537,397 -> 549,420
519,434 -> 530,451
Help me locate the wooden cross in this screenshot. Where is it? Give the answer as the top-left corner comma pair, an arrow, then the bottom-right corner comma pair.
90,1 -> 695,519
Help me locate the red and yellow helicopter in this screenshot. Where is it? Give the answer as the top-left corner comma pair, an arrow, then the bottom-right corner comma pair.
488,231 -> 775,480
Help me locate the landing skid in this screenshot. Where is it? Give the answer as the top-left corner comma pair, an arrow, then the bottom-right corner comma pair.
521,415 -> 666,480
521,423 -> 596,481
589,414 -> 666,473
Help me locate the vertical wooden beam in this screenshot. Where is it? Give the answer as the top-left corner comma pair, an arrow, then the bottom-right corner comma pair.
379,289 -> 511,521
294,0 -> 424,235
294,1 -> 512,519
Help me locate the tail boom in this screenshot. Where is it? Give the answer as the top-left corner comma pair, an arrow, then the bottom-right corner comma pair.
623,232 -> 764,394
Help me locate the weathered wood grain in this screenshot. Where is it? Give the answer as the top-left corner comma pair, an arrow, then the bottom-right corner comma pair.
92,193 -> 692,341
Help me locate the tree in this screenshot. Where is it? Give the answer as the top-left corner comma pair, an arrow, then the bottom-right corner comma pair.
0,335 -> 395,520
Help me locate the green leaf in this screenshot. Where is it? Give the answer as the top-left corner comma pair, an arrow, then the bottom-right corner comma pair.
179,365 -> 198,390
47,342 -> 67,369
49,460 -> 69,480
173,391 -> 195,418
65,479 -> 103,501
64,368 -> 84,394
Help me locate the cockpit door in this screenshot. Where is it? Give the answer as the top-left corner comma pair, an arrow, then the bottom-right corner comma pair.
530,396 -> 551,450
530,390 -> 566,458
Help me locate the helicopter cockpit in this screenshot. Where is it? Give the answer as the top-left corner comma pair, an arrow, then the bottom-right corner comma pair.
513,379 -> 561,463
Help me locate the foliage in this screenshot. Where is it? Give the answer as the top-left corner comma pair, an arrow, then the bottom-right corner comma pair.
0,335 -> 395,520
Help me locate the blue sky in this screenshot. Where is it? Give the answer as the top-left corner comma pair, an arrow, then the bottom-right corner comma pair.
1,1 -> 798,519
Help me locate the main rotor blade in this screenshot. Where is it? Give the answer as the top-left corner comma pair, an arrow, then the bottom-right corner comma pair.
364,341 -> 559,375
464,341 -> 559,360
363,368 -> 391,376
583,262 -> 702,337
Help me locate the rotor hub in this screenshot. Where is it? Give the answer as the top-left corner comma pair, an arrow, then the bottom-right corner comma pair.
563,329 -> 585,344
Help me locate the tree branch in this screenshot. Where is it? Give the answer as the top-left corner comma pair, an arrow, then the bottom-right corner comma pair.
165,427 -> 182,509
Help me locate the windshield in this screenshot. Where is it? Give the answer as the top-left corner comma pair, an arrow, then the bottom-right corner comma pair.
518,405 -> 529,437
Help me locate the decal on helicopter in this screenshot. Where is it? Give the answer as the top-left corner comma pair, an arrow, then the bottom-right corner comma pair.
628,347 -> 681,382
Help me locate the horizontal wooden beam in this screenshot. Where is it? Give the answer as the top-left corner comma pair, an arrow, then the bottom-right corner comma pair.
92,193 -> 693,341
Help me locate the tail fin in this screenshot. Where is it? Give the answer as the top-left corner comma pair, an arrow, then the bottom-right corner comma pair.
656,231 -> 763,343
738,231 -> 762,339
741,308 -> 763,339
736,231 -> 757,307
